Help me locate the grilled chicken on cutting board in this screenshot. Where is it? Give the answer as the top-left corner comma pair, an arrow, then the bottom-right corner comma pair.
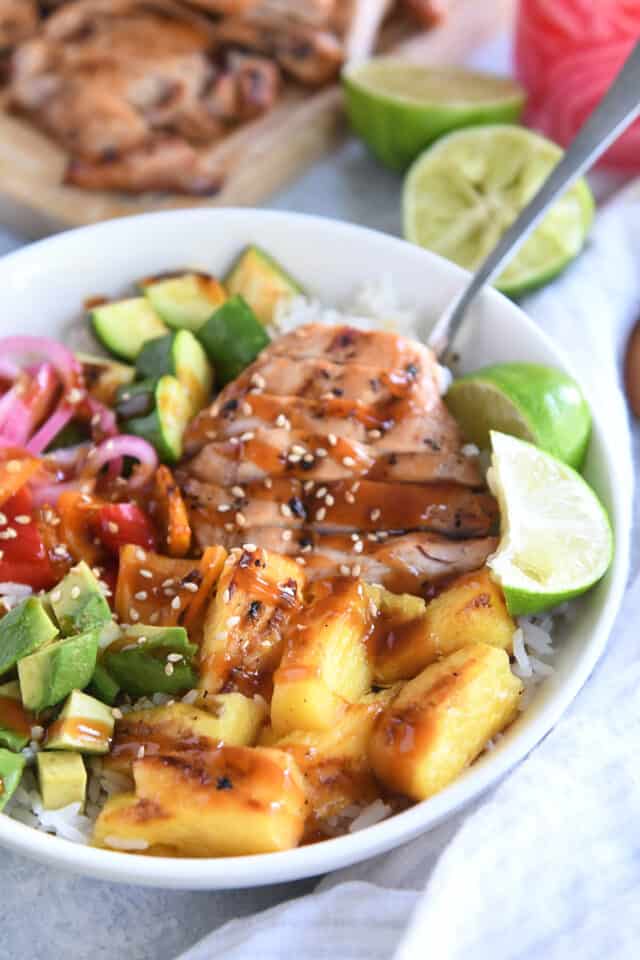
180,323 -> 498,596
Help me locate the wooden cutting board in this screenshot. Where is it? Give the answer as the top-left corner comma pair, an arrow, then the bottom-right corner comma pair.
0,0 -> 516,238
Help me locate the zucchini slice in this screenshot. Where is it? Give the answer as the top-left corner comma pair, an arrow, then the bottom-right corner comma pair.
76,352 -> 135,406
142,272 -> 227,332
122,375 -> 191,464
136,330 -> 213,417
197,296 -> 270,386
90,298 -> 168,361
225,246 -> 302,325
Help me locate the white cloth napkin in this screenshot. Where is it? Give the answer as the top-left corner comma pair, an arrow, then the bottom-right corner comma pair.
178,183 -> 639,960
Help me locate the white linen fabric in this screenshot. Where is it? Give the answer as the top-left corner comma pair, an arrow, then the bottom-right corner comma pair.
178,182 -> 639,960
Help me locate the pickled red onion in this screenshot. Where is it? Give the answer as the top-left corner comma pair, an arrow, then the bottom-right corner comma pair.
84,435 -> 158,489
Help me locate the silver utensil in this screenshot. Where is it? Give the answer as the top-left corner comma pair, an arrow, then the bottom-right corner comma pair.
428,40 -> 640,360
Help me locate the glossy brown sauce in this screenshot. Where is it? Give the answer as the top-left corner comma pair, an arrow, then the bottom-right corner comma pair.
0,696 -> 33,736
46,716 -> 113,747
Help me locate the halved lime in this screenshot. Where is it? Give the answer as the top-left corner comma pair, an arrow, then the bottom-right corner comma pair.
342,60 -> 526,172
487,431 -> 613,616
445,363 -> 591,469
403,125 -> 594,296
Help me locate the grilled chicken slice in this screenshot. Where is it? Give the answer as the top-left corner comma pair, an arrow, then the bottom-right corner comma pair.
185,428 -> 481,486
0,0 -> 39,54
206,528 -> 498,595
402,0 -> 448,27
268,323 -> 435,370
182,476 -> 498,540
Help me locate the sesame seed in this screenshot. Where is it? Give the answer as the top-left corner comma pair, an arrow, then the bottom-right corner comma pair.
0,513 -> 6,525
134,591 -> 148,601
53,544 -> 68,556
303,481 -> 314,493
218,504 -> 231,513
288,453 -> 302,463
315,448 -> 328,458
282,529 -> 293,542
275,414 -> 289,428
250,373 -> 266,389
107,521 -> 119,534
328,434 -> 337,447
30,725 -> 44,741
340,564 -> 350,576
303,454 -> 315,464
137,637 -> 147,645
112,708 -> 123,720
105,440 -> 115,451
352,482 -> 361,493
171,596 -> 181,610
352,564 -> 362,577
14,515 -> 30,525
354,541 -> 364,554
223,589 -> 230,603
68,388 -> 84,404
235,511 -> 247,527
368,533 -> 378,541
162,578 -> 175,587
368,429 -> 382,440
324,494 -> 335,507
229,437 -> 240,446
231,486 -> 245,498
315,507 -> 327,521
342,456 -> 356,468
280,503 -> 293,519
0,529 -> 17,540
241,402 -> 252,416
242,543 -> 257,553
315,486 -> 328,499
135,548 -> 146,562
91,413 -> 101,427
51,590 -> 61,603
149,611 -> 159,624
182,581 -> 199,593
70,586 -> 81,600
80,493 -> 92,504
240,431 -> 255,442
301,543 -> 313,554
224,523 -> 235,533
227,615 -> 241,628
139,569 -> 153,579
345,492 -> 355,504
295,556 -> 307,566
264,478 -> 273,489
137,745 -> 146,758
129,608 -> 140,622
370,508 -> 381,522
206,430 -> 218,441
167,653 -> 183,663
291,444 -> 306,456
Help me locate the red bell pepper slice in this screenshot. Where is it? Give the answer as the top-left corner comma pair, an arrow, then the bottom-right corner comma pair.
97,503 -> 158,556
0,487 -> 56,590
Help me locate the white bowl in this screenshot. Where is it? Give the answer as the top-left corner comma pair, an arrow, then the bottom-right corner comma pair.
0,210 -> 630,888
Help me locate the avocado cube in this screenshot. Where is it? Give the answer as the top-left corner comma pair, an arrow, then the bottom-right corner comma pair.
46,690 -> 114,754
124,624 -> 197,657
18,629 -> 100,712
0,598 -> 58,677
88,663 -> 120,706
37,752 -> 86,811
50,562 -> 111,637
0,681 -> 33,752
0,748 -> 25,811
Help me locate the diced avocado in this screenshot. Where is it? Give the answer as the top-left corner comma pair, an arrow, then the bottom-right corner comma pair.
136,330 -> 213,417
0,748 -> 25,811
18,629 -> 100,712
122,375 -> 191,465
91,297 -> 168,361
104,649 -> 196,699
46,689 -> 114,754
88,663 -> 120,706
197,296 -> 270,386
124,624 -> 197,657
76,352 -> 136,406
0,680 -> 33,752
142,272 -> 227,332
225,246 -> 302,325
0,598 -> 58,678
37,751 -> 86,812
50,562 -> 111,637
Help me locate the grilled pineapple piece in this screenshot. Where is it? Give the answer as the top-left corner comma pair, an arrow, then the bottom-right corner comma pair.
276,688 -> 396,829
107,696 -> 266,773
94,746 -> 307,856
199,547 -> 305,698
369,643 -> 522,801
270,577 -> 373,737
372,568 -> 516,684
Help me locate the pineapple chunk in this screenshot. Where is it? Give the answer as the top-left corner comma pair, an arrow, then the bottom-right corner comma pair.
94,746 -> 307,856
276,689 -> 396,829
371,568 -> 516,684
369,643 -> 522,801
271,577 -> 373,737
199,548 -> 305,697
107,697 -> 266,773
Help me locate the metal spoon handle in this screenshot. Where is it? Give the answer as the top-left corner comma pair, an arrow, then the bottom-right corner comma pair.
428,39 -> 640,359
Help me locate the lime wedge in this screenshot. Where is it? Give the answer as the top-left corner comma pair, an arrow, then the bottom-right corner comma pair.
445,363 -> 591,469
487,432 -> 613,616
403,125 -> 594,296
343,60 -> 525,171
